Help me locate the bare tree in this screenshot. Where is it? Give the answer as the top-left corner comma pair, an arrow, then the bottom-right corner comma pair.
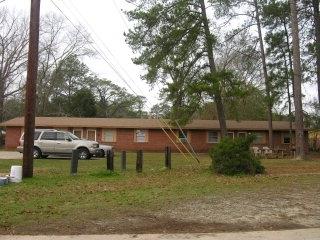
36,13 -> 94,115
0,8 -> 29,121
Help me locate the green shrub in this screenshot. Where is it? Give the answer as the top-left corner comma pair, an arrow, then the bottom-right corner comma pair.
209,135 -> 265,176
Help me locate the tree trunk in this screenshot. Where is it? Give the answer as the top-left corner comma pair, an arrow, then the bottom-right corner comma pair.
283,21 -> 295,97
0,79 -> 5,122
199,0 -> 227,137
283,22 -> 295,147
283,51 -> 294,147
290,0 -> 305,159
254,0 -> 273,147
312,0 -> 320,104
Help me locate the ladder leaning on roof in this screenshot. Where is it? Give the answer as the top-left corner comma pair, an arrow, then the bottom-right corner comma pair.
175,120 -> 200,164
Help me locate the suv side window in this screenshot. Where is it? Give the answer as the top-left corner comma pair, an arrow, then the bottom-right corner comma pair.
34,132 -> 41,140
40,132 -> 57,140
57,132 -> 66,141
21,131 -> 41,140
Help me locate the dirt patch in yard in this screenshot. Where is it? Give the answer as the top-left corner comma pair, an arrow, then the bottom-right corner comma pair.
83,181 -> 319,235
3,175 -> 319,235
153,181 -> 320,232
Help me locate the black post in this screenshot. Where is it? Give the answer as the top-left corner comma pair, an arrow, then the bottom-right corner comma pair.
136,150 -> 143,173
70,149 -> 79,175
110,150 -> 114,171
165,146 -> 172,170
22,0 -> 41,178
121,151 -> 126,171
106,150 -> 114,171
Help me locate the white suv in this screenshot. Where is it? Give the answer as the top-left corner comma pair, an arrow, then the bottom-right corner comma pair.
17,129 -> 100,160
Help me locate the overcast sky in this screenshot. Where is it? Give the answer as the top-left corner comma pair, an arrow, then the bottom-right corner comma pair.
4,0 -> 161,109
3,0 -> 319,112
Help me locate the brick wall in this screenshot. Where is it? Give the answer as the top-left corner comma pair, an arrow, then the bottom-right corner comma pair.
100,128 -> 227,152
100,129 -> 185,152
4,126 -> 309,153
5,127 -> 22,150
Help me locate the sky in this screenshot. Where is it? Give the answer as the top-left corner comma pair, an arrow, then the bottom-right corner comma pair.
3,0 -> 161,109
3,0 -> 319,112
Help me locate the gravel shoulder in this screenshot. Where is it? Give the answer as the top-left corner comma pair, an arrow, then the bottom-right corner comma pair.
0,151 -> 21,160
1,228 -> 320,240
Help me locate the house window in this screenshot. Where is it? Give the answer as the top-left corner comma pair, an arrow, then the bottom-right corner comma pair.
238,132 -> 247,138
73,129 -> 83,139
227,132 -> 234,139
208,131 -> 219,143
178,130 -> 188,142
252,132 -> 267,144
103,129 -> 116,142
283,132 -> 291,144
87,129 -> 96,141
135,129 -> 148,143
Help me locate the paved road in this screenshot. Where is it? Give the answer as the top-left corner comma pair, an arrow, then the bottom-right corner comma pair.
1,228 -> 320,240
0,151 -> 21,160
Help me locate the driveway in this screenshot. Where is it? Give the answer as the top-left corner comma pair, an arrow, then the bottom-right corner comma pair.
0,228 -> 320,240
0,151 -> 21,159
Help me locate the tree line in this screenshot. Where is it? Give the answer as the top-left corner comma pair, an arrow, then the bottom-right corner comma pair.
1,1 -> 320,159
0,8 -> 146,121
124,0 -> 320,159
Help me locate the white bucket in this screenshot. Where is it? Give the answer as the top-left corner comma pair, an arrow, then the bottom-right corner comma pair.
10,165 -> 22,183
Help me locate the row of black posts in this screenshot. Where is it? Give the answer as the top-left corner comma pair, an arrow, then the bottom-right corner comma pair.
70,146 -> 172,175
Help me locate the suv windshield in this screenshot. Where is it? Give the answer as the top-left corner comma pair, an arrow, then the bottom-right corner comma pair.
68,133 -> 80,140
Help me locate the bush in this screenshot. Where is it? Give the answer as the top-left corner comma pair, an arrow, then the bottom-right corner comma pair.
209,135 -> 265,176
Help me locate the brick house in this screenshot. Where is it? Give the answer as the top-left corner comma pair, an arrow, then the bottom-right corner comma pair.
0,117 -> 308,152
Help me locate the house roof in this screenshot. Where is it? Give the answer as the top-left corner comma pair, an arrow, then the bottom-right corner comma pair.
0,117 -> 301,131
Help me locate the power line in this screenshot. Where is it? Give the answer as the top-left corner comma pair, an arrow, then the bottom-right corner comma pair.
50,0 -> 199,165
112,0 -> 130,29
60,0 -> 146,97
124,0 -> 139,7
0,0 -> 7,4
50,0 -> 140,97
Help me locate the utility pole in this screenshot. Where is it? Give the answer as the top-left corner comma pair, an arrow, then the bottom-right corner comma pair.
23,0 -> 41,178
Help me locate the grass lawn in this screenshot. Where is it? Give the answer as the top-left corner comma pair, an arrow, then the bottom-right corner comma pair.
0,152 -> 320,234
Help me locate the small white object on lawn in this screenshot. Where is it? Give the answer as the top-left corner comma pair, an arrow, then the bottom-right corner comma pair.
10,165 -> 22,183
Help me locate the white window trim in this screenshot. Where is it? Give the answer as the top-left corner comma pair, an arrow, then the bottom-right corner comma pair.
207,131 -> 219,143
103,129 -> 117,142
252,132 -> 267,144
87,129 -> 97,141
228,132 -> 235,139
238,132 -> 247,138
134,129 -> 148,143
178,130 -> 189,142
73,129 -> 83,139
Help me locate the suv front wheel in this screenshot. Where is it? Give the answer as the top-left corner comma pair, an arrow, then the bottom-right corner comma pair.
78,148 -> 91,160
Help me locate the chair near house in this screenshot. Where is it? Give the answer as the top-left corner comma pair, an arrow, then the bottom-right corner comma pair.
251,146 -> 262,157
262,146 -> 274,158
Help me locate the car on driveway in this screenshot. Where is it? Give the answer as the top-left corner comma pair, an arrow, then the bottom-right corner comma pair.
96,144 -> 113,157
17,129 -> 100,160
